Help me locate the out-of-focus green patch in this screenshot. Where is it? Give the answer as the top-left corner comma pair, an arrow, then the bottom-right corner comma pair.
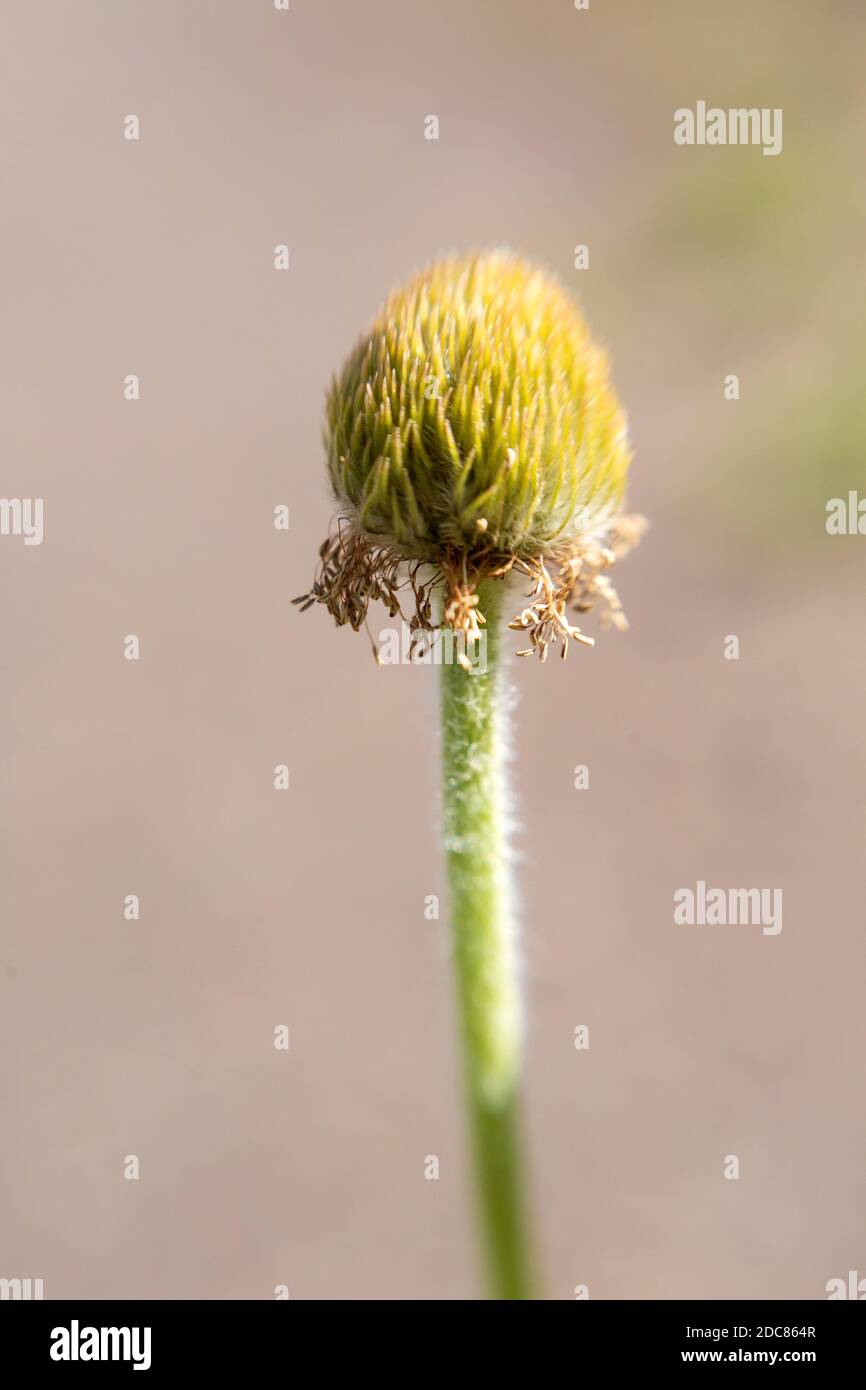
645,96 -> 866,553
654,154 -> 802,263
708,350 -> 866,549
648,137 -> 830,332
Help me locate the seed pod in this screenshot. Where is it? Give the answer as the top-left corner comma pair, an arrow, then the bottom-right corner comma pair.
300,250 -> 644,660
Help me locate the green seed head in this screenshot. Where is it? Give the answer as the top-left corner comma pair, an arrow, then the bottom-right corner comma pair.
300,250 -> 644,661
326,250 -> 631,560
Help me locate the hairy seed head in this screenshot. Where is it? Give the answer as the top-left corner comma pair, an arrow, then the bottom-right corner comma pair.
326,249 -> 631,558
299,250 -> 645,661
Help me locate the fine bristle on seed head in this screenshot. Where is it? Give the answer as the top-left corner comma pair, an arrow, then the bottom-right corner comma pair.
301,251 -> 644,663
325,250 -> 632,561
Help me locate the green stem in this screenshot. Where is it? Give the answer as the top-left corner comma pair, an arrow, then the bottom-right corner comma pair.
440,578 -> 535,1300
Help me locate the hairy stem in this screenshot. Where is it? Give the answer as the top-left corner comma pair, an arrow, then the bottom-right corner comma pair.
440,578 -> 535,1299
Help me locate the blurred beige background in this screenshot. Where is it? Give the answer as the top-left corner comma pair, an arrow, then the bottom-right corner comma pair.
2,0 -> 864,1299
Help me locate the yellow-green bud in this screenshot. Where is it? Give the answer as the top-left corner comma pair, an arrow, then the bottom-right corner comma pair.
326,249 -> 630,557
299,250 -> 644,661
